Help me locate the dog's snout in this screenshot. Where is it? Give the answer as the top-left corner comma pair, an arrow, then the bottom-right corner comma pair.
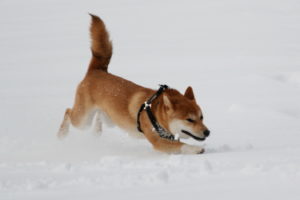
203,129 -> 210,137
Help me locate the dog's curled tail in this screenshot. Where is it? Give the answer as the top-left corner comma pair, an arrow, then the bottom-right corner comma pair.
88,14 -> 112,73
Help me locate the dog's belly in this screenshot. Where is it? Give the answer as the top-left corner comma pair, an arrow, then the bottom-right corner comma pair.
101,109 -> 145,139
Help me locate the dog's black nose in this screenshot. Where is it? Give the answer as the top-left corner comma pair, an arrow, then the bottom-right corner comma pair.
203,129 -> 210,137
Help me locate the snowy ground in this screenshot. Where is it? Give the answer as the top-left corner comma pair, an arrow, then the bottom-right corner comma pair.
1,0 -> 300,199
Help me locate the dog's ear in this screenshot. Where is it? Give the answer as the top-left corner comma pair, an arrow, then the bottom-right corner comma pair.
184,86 -> 195,101
163,94 -> 172,109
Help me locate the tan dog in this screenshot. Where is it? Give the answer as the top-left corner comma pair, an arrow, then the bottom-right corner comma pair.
58,14 -> 210,154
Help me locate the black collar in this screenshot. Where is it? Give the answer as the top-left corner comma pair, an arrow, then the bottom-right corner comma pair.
137,85 -> 175,140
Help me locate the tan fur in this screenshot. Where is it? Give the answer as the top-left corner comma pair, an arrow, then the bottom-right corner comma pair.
57,14 -> 210,154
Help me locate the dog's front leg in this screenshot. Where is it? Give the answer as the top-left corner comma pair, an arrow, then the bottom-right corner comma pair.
139,112 -> 204,154
142,129 -> 204,154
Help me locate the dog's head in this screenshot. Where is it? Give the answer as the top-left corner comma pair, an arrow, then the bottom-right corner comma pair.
161,87 -> 210,141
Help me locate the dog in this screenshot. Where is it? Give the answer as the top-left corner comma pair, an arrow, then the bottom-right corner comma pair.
57,14 -> 210,154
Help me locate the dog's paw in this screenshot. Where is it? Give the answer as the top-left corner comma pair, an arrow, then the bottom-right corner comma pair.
92,122 -> 103,136
181,144 -> 205,154
57,126 -> 69,139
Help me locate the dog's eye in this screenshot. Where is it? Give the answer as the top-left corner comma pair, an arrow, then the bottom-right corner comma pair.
186,118 -> 195,123
200,115 -> 203,120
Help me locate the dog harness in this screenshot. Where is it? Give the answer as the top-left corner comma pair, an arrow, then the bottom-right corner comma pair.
136,85 -> 175,141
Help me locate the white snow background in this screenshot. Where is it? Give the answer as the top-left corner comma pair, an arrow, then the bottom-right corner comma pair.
1,0 -> 300,199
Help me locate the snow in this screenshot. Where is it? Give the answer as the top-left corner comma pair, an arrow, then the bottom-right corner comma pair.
1,0 -> 300,199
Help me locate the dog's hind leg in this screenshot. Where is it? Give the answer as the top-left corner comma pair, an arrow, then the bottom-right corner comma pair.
57,108 -> 72,138
57,105 -> 96,138
100,110 -> 115,128
92,111 -> 103,135
57,87 -> 96,138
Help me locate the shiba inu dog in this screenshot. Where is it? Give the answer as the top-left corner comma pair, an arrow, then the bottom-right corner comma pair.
57,14 -> 210,154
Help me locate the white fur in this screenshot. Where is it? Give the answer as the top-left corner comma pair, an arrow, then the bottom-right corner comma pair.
58,109 -> 115,138
169,120 -> 193,139
181,144 -> 204,154
99,110 -> 115,128
92,111 -> 102,135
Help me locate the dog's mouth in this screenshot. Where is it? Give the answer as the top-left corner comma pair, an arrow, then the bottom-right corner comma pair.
181,130 -> 206,141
